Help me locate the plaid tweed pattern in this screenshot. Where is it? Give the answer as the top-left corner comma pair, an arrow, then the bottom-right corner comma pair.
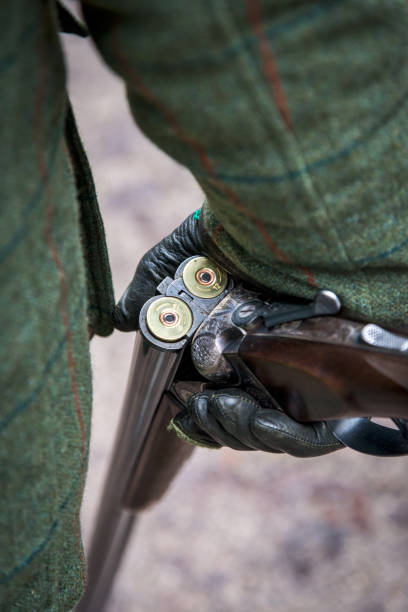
84,0 -> 408,328
1,0 -> 407,609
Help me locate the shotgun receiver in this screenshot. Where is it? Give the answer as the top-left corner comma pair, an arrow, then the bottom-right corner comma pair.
189,285 -> 408,455
78,256 -> 408,611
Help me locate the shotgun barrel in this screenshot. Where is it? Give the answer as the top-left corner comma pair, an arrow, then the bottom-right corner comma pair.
76,336 -> 183,612
77,256 -> 233,610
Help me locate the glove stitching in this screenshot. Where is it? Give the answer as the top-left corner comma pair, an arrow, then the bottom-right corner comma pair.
212,393 -> 342,449
253,422 -> 344,448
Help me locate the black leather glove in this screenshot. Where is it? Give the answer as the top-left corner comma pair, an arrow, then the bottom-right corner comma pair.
114,212 -> 205,331
114,211 -> 344,457
171,389 -> 344,457
114,210 -> 253,330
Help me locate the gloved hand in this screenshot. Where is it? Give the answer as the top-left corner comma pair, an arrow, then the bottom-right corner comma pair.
171,388 -> 344,457
114,211 -> 206,331
114,211 -> 344,457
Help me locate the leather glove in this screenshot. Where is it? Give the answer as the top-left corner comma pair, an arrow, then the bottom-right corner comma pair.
114,212 -> 206,331
114,210 -> 253,330
114,211 -> 344,457
171,389 -> 344,457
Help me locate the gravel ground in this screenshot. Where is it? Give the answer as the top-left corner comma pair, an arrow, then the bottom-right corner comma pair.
63,31 -> 408,612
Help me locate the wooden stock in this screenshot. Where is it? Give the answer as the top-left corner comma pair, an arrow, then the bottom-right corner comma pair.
238,316 -> 408,421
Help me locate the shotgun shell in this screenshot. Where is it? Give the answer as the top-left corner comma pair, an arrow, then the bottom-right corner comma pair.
182,256 -> 228,298
146,297 -> 193,341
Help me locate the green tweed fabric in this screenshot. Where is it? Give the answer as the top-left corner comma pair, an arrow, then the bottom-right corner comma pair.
83,0 -> 408,329
0,1 -> 113,610
2,0 -> 408,609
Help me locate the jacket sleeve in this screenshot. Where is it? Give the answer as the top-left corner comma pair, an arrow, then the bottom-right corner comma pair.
80,0 -> 408,330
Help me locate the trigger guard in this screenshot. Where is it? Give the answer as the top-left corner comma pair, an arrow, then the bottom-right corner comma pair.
328,418 -> 408,457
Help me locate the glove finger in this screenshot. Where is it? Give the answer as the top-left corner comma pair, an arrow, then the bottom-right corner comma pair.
114,212 -> 204,332
171,410 -> 221,449
251,410 -> 344,457
188,392 -> 254,451
114,284 -> 154,331
209,389 -> 281,453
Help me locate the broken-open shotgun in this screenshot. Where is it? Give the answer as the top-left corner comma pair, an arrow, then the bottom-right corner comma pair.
77,256 -> 408,611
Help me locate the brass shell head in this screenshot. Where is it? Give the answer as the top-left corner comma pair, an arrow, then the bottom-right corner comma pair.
182,256 -> 228,298
146,297 -> 193,341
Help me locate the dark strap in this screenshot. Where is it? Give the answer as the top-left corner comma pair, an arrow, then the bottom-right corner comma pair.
56,2 -> 88,37
65,100 -> 115,336
328,418 -> 408,456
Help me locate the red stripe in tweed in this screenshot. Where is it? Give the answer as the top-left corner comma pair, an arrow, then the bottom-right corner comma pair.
246,0 -> 293,131
35,40 -> 87,587
213,224 -> 223,246
305,267 -> 317,288
111,24 -> 290,264
111,19 -> 317,286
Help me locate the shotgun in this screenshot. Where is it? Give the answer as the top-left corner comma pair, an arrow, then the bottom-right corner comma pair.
77,256 -> 408,611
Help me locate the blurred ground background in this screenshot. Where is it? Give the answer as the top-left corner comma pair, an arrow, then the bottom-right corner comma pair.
63,26 -> 408,612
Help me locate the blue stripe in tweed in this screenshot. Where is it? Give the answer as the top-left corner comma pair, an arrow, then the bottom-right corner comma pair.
0,290 -> 86,434
0,472 -> 81,584
136,0 -> 348,71
0,18 -> 37,74
356,237 -> 408,267
211,91 -> 407,185
0,130 -> 62,263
